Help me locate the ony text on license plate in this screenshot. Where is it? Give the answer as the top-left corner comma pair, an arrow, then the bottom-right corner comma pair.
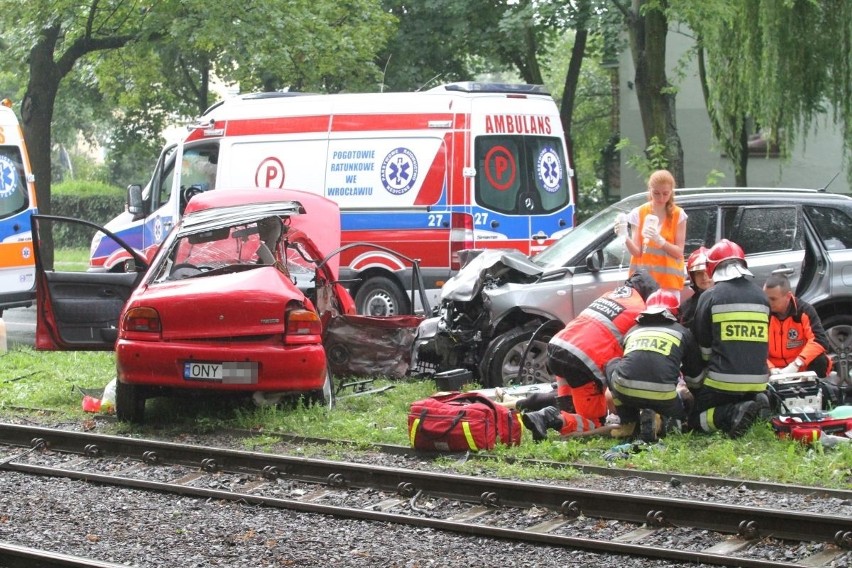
183,362 -> 258,384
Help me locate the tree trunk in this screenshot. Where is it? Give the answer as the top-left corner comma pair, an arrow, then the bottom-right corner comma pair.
21,26 -> 63,270
735,117 -> 748,186
625,0 -> 685,186
560,25 -> 588,211
18,15 -> 135,270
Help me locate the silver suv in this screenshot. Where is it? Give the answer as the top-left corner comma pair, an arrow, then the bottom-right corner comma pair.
411,188 -> 852,388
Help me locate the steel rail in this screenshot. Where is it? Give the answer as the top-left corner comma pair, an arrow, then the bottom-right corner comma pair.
0,541 -> 128,568
0,423 -> 849,549
236,429 -> 852,500
0,461 -> 811,568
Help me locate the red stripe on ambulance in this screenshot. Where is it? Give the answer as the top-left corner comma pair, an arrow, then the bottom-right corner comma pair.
226,115 -> 329,136
332,113 -> 456,131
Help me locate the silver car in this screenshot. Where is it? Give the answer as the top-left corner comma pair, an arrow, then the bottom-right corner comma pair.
411,187 -> 852,388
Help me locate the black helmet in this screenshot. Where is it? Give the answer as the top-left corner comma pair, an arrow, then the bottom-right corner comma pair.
625,269 -> 659,301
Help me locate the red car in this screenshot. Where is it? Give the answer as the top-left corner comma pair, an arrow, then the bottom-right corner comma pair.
33,189 -> 356,423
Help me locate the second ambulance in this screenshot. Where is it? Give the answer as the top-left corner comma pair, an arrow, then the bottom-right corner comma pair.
91,82 -> 575,316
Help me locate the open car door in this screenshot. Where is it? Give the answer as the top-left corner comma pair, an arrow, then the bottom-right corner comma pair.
32,215 -> 149,350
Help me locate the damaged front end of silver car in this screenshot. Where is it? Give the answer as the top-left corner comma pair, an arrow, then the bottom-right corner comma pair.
409,249 -> 547,386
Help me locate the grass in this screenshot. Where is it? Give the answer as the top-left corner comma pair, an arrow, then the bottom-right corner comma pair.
1,345 -> 850,489
54,247 -> 90,271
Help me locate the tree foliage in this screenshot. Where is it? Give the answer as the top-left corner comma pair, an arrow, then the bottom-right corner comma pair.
0,0 -> 396,268
377,0 -> 483,91
687,0 -> 852,187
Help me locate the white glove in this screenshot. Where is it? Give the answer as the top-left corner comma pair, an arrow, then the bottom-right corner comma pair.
642,223 -> 664,245
780,359 -> 803,374
770,367 -> 783,375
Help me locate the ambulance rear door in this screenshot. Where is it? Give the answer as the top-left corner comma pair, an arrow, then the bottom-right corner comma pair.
468,92 -> 574,257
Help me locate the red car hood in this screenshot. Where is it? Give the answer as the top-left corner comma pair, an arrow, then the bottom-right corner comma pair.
125,267 -> 305,341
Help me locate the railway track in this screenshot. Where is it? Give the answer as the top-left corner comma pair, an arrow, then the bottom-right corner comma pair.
0,422 -> 849,567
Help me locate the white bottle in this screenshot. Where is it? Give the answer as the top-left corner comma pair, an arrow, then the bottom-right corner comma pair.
614,213 -> 628,238
643,214 -> 659,252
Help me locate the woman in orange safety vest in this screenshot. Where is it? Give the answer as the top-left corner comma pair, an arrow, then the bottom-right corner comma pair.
623,169 -> 687,295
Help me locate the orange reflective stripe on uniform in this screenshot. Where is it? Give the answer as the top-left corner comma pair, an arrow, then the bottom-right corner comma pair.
559,412 -> 597,436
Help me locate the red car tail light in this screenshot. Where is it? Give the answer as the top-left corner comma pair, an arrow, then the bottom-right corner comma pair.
122,307 -> 162,339
284,308 -> 322,344
450,212 -> 474,270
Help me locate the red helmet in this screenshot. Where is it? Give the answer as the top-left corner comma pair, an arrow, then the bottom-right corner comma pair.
644,289 -> 680,315
686,246 -> 709,274
706,239 -> 746,277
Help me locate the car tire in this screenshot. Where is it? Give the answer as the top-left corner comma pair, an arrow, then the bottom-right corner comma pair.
116,380 -> 146,423
479,325 -> 555,388
823,314 -> 852,385
354,276 -> 409,317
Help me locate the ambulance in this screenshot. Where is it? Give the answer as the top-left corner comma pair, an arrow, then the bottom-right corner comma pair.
0,99 -> 37,315
91,82 -> 575,315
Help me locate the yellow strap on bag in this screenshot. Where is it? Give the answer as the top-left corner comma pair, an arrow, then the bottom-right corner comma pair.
461,421 -> 478,451
409,417 -> 421,447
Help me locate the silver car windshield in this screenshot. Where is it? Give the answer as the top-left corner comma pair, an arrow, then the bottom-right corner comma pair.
532,200 -> 635,270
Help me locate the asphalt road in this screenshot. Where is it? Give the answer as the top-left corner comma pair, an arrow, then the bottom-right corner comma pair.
2,306 -> 35,349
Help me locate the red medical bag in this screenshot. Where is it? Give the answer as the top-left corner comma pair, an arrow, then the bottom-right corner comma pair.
771,413 -> 852,444
408,392 -> 524,451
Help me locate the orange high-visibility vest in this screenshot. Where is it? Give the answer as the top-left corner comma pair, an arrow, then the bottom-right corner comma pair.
629,203 -> 685,291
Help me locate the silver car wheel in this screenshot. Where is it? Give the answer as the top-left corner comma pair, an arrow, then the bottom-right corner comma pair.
824,316 -> 852,386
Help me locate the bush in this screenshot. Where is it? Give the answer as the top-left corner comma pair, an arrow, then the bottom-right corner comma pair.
51,181 -> 126,248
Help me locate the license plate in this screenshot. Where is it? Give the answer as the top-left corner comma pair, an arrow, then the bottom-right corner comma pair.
183,361 -> 258,384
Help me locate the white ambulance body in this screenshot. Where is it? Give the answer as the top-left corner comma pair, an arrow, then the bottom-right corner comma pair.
93,82 -> 575,315
0,100 -> 37,314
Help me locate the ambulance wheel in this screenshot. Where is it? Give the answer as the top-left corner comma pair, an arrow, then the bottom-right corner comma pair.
824,314 -> 852,384
480,327 -> 554,388
116,380 -> 146,423
354,277 -> 409,316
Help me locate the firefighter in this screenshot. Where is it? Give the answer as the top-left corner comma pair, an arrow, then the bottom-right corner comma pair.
679,246 -> 713,331
605,290 -> 704,442
763,273 -> 833,378
687,239 -> 771,438
520,270 -> 659,441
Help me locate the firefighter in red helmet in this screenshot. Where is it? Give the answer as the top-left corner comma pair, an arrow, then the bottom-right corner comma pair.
679,246 -> 713,331
687,239 -> 771,438
605,290 -> 704,442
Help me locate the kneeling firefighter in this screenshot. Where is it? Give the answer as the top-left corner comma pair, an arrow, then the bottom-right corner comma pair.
605,289 -> 704,442
521,271 -> 659,441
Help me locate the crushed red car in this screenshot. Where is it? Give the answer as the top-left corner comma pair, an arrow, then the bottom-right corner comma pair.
33,189 -> 365,423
